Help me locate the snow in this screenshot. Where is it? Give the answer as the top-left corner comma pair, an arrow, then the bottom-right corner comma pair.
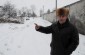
0,17 -> 85,55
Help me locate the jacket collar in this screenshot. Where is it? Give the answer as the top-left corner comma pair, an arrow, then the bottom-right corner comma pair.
57,18 -> 70,29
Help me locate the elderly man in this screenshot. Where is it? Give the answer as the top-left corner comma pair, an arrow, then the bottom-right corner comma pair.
35,8 -> 79,55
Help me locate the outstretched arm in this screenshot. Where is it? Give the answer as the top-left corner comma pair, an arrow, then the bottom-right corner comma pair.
35,23 -> 53,34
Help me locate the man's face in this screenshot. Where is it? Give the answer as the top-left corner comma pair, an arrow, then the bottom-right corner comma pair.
58,16 -> 67,24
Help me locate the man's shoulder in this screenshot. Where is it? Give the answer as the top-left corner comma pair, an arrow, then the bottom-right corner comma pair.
69,23 -> 76,28
69,23 -> 78,32
52,22 -> 57,26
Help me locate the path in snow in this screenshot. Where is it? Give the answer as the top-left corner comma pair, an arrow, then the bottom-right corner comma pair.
0,17 -> 85,55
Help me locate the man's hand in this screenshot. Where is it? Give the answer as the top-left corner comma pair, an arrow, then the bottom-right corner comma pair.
34,23 -> 40,30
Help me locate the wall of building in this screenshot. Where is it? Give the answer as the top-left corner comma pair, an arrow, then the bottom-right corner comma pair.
43,11 -> 57,23
68,0 -> 85,35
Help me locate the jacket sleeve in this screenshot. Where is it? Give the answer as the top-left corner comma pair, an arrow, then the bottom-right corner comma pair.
36,24 -> 53,34
65,26 -> 79,55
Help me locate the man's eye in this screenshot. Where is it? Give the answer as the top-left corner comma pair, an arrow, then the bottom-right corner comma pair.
62,16 -> 65,17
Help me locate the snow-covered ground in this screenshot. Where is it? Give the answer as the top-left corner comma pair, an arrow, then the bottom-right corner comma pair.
0,17 -> 85,55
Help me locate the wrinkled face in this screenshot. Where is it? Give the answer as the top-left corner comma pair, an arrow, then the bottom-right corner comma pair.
58,15 -> 68,24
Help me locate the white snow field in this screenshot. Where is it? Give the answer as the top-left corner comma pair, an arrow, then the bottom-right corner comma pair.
0,17 -> 85,55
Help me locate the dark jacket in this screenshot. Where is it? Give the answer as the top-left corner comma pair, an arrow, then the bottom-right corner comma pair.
36,19 -> 79,55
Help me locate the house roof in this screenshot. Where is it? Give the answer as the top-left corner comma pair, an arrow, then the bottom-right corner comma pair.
63,0 -> 81,8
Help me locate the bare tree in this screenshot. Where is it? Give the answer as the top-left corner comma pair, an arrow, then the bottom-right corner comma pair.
40,9 -> 43,17
3,2 -> 17,18
47,9 -> 50,14
31,5 -> 36,13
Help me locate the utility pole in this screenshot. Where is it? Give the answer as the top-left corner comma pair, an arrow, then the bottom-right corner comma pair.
56,0 -> 57,10
56,0 -> 57,19
43,5 -> 44,19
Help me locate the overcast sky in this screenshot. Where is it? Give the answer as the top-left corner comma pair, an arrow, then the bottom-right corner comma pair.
0,0 -> 80,16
